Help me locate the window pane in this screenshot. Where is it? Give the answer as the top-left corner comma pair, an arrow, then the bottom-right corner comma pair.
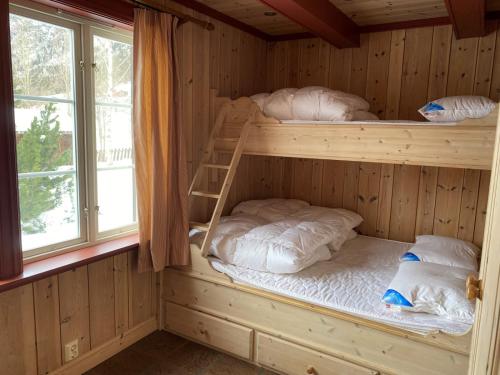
18,174 -> 79,250
93,35 -> 135,233
10,13 -> 74,99
93,35 -> 132,105
97,168 -> 136,232
10,13 -> 80,252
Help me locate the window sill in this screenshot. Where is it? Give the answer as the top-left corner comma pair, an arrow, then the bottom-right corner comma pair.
0,233 -> 139,293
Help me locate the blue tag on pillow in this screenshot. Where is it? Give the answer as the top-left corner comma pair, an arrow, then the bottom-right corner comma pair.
422,102 -> 445,113
382,289 -> 413,307
400,252 -> 420,262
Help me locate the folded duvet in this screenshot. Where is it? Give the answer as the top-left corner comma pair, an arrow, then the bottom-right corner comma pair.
191,212 -> 356,274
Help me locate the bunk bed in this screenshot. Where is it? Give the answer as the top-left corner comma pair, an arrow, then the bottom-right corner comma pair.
164,93 -> 499,375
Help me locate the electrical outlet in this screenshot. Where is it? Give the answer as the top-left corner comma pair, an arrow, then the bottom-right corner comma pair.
64,339 -> 79,362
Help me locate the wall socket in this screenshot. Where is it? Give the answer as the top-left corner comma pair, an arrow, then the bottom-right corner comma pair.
64,339 -> 79,362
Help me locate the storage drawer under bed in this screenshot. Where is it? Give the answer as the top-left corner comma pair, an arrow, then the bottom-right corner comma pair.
256,332 -> 379,375
164,302 -> 254,360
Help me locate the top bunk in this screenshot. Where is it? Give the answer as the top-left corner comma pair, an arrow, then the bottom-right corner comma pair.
212,92 -> 498,170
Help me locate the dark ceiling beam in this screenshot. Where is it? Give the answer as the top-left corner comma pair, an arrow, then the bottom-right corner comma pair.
444,0 -> 486,38
359,16 -> 451,34
258,0 -> 359,48
170,0 -> 270,40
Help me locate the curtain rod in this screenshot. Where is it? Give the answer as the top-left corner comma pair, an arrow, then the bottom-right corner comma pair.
128,0 -> 214,30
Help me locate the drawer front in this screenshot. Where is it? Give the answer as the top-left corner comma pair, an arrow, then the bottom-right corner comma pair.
165,302 -> 253,360
256,333 -> 378,375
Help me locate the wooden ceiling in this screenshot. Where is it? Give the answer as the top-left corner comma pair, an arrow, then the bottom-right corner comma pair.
193,0 -> 490,36
172,0 -> 495,48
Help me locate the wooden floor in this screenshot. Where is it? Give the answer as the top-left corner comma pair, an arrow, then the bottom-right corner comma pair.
85,331 -> 276,375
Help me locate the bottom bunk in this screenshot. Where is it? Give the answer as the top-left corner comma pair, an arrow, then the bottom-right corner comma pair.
164,243 -> 471,375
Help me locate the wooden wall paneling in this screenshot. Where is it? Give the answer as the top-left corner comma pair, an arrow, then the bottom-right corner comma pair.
298,39 -> 321,86
0,284 -> 37,374
193,10 -> 211,220
474,170 -> 492,246
270,157 -> 287,198
427,25 -> 453,101
88,258 -> 115,348
113,253 -> 129,335
310,159 -> 324,205
320,160 -> 345,208
219,23 -> 233,96
181,12 -> 194,185
398,27 -> 434,120
209,20 -> 221,91
127,252 -> 153,327
33,276 -> 62,373
389,165 -> 421,242
349,34 -> 369,98
474,22 -> 497,96
365,31 -> 391,118
433,168 -> 465,237
58,266 -> 91,361
457,169 -> 481,241
357,163 -> 382,236
375,164 -> 395,239
489,26 -> 500,101
385,30 -> 405,119
230,29 -> 242,98
415,166 -> 439,236
446,36 -> 479,95
291,158 -> 314,202
329,46 -> 352,93
286,40 -> 300,87
342,162 -> 360,212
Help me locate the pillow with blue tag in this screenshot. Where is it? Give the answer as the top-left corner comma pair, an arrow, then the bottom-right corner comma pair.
382,262 -> 475,323
418,96 -> 495,122
400,235 -> 479,272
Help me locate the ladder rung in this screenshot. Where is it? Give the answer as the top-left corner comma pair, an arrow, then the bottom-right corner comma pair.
216,137 -> 240,142
202,163 -> 230,170
190,221 -> 209,231
191,190 -> 221,199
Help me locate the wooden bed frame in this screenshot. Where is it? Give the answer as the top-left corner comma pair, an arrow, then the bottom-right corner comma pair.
213,92 -> 498,170
164,245 -> 471,375
163,93 -> 498,375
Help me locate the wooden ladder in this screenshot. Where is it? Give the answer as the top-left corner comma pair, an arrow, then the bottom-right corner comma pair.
189,98 -> 257,258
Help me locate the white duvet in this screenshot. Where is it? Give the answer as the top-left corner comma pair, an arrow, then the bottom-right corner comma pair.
211,235 -> 473,335
190,199 -> 362,274
192,213 -> 345,274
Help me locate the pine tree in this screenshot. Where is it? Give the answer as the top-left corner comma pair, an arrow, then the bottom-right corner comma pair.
17,103 -> 73,234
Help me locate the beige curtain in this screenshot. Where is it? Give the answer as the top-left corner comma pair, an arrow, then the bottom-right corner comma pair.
133,9 -> 190,272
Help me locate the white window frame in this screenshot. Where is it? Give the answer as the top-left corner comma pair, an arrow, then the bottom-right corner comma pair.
10,0 -> 137,262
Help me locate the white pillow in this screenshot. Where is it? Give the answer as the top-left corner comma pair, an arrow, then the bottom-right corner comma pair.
351,110 -> 379,121
235,219 -> 334,273
231,198 -> 310,222
250,93 -> 270,110
418,96 -> 495,122
400,235 -> 480,271
382,262 -> 475,324
263,88 -> 297,120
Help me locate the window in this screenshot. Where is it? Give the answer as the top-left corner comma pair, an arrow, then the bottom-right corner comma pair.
9,3 -> 136,258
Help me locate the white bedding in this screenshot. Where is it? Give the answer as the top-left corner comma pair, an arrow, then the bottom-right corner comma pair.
211,235 -> 473,335
280,119 -> 458,126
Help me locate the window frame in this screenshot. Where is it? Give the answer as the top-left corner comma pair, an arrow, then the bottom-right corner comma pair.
84,25 -> 137,241
10,0 -> 137,262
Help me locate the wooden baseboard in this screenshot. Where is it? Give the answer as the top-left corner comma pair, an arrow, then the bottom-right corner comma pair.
50,318 -> 158,375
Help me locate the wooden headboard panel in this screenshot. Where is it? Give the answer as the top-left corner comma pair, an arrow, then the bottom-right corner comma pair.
224,156 -> 490,247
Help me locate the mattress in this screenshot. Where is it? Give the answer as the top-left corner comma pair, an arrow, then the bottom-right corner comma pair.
211,235 -> 473,335
280,119 -> 458,126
